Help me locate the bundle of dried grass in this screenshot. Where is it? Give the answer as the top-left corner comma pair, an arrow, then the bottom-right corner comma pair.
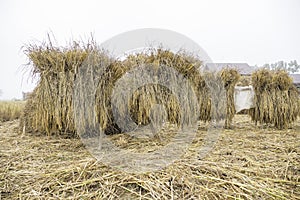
249,69 -> 299,129
105,50 -> 238,131
249,69 -> 274,124
21,40 -> 112,135
22,38 -> 240,136
94,49 -> 208,134
220,68 -> 240,128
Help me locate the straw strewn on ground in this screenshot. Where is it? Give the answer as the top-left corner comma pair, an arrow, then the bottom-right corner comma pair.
0,116 -> 299,199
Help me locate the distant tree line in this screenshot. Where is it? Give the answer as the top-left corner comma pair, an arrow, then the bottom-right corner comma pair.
262,60 -> 300,73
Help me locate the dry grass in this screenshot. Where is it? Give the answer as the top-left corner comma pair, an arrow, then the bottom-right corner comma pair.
236,76 -> 251,87
220,68 -> 240,128
249,69 -> 300,129
0,101 -> 25,122
22,40 -> 239,136
21,41 -> 101,135
0,116 -> 299,199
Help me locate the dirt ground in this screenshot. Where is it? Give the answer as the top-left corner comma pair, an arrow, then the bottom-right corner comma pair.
0,115 -> 299,199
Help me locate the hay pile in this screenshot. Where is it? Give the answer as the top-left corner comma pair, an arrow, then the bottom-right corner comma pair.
249,69 -> 299,129
22,40 -> 240,136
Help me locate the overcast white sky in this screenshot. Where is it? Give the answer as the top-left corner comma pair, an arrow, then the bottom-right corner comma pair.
0,0 -> 299,99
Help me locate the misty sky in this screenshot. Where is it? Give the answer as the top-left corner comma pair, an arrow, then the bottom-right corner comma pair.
0,0 -> 299,99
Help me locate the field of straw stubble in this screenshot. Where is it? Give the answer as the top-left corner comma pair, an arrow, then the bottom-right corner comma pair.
0,115 -> 299,199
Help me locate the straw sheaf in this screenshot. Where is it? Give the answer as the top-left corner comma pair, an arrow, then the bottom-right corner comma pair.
22,41 -> 241,136
220,68 -> 240,128
249,69 -> 299,129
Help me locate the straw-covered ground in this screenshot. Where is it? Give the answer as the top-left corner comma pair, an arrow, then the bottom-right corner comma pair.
0,115 -> 299,199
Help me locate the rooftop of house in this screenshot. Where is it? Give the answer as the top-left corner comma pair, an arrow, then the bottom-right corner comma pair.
290,74 -> 300,84
205,63 -> 256,75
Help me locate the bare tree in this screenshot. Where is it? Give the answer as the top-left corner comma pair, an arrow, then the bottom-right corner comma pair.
287,60 -> 300,73
263,60 -> 300,73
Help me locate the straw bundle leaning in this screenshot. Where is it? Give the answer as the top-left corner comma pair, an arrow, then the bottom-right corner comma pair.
94,49 -> 210,134
22,40 -> 240,136
220,68 -> 240,128
249,69 -> 299,129
21,40 -> 111,135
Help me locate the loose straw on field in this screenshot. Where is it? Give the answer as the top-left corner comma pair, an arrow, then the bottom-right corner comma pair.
1,117 -> 299,199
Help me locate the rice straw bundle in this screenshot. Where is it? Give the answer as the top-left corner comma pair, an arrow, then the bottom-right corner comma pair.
22,39 -> 240,136
220,68 -> 240,128
249,69 -> 299,129
21,40 -> 112,135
